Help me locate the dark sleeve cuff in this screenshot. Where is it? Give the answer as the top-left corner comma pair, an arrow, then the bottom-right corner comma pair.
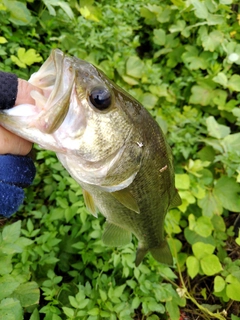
0,71 -> 18,110
0,155 -> 36,218
0,182 -> 25,218
0,155 -> 36,187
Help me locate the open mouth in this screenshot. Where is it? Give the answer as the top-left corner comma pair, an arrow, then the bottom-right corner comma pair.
5,49 -> 75,134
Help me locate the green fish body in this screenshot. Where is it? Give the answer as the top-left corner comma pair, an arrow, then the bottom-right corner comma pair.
0,49 -> 181,266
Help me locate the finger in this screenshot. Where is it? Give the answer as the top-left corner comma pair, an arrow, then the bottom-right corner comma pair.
0,126 -> 32,155
15,79 -> 43,106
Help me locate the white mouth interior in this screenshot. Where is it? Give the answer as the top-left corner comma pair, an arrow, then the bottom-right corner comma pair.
6,50 -> 75,134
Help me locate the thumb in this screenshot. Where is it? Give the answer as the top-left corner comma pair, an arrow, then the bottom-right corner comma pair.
15,79 -> 43,106
0,126 -> 32,155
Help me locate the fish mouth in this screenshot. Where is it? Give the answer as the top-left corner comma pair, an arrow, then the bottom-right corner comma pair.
3,49 -> 75,134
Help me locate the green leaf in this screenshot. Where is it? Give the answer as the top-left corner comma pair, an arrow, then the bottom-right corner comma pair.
165,300 -> 180,320
200,255 -> 222,276
141,93 -> 158,109
220,0 -> 233,3
170,0 -> 185,6
195,216 -> 214,237
201,30 -> 224,52
30,308 -> 40,320
175,174 -> 190,190
79,5 -> 101,22
214,276 -> 225,293
4,0 -> 32,25
222,133 -> 240,152
198,190 -> 223,217
12,282 -> 40,307
153,29 -> 166,46
2,221 -> 21,243
99,289 -> 107,302
182,46 -> 208,70
78,299 -> 89,309
131,296 -> 140,309
0,277 -> 20,300
227,74 -> 240,92
0,298 -> 23,320
113,284 -> 126,298
213,89 -> 228,110
226,275 -> 240,301
213,176 -> 240,212
186,256 -> 199,278
62,307 -> 74,318
126,56 -> 144,79
47,0 -> 77,19
88,308 -> 100,316
17,48 -> 42,66
0,255 -> 12,275
11,48 -> 42,68
191,0 -> 208,19
122,75 -> 139,85
144,299 -> 165,314
169,20 -> 186,33
189,85 -> 214,106
192,242 -> 215,260
206,116 -> 230,139
213,72 -> 228,87
57,1 -> 74,19
0,37 -> 7,44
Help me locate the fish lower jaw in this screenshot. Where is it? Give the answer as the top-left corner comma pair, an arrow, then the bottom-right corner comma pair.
4,103 -> 40,118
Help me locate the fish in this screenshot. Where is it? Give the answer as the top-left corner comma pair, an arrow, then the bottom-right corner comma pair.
0,49 -> 181,266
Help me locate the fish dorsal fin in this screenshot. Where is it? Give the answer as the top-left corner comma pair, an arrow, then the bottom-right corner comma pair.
169,190 -> 182,208
111,187 -> 140,213
82,189 -> 98,217
102,222 -> 132,246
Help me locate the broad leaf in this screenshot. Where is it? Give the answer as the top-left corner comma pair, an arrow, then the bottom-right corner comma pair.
206,116 -> 230,139
189,85 -> 214,106
213,176 -> 240,212
12,282 -> 40,307
200,255 -> 222,276
4,0 -> 32,25
228,74 -> 240,92
192,242 -> 215,259
0,298 -> 23,320
214,276 -> 226,293
126,56 -> 145,79
198,191 -> 223,217
191,0 -> 208,19
186,256 -> 199,278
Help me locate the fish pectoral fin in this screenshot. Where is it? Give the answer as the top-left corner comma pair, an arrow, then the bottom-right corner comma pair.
82,189 -> 98,218
169,190 -> 182,208
102,222 -> 132,247
135,240 -> 173,267
111,188 -> 140,213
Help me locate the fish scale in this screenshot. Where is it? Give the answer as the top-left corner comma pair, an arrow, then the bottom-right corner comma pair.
0,49 -> 181,266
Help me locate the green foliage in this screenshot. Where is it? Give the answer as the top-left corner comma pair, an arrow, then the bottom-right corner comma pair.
0,221 -> 40,319
0,0 -> 240,319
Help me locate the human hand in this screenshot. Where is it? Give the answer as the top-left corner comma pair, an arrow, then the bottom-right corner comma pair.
0,79 -> 42,155
0,74 -> 40,217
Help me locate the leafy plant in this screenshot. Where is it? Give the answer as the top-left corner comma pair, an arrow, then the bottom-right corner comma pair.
0,0 -> 240,319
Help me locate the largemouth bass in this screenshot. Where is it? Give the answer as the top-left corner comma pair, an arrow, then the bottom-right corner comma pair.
0,49 -> 181,266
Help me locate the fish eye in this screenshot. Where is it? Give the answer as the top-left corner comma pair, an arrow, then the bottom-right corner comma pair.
89,86 -> 112,110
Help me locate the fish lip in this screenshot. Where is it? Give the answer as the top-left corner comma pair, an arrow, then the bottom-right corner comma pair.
2,49 -> 75,135
29,49 -> 75,134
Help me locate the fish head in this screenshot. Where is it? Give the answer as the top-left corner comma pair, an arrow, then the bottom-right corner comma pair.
0,49 -> 143,190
